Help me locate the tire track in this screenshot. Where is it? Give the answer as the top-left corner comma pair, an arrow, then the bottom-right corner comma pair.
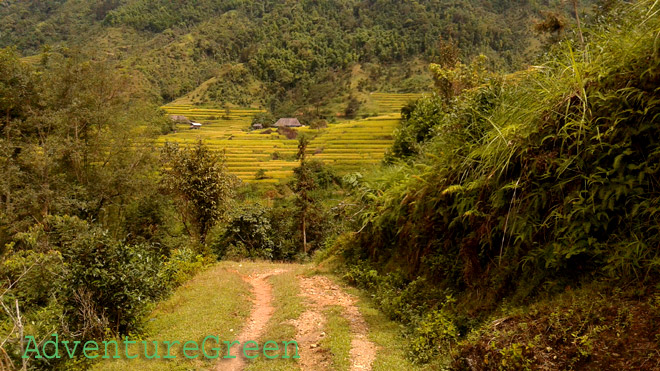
295,275 -> 377,371
214,269 -> 287,371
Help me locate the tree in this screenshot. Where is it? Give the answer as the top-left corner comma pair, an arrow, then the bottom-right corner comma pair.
0,49 -> 162,237
429,54 -> 491,104
344,94 -> 361,118
160,141 -> 237,245
251,111 -> 276,128
294,134 -> 315,254
534,11 -> 566,44
216,204 -> 275,259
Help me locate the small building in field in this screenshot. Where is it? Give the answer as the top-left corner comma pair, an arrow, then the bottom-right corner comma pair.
190,122 -> 202,129
252,123 -> 264,130
170,115 -> 191,124
273,118 -> 302,128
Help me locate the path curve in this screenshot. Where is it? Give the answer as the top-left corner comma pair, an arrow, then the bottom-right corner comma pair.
215,269 -> 287,371
295,275 -> 377,371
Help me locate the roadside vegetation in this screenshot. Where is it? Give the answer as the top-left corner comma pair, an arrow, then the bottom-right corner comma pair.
92,263 -> 252,371
329,0 -> 660,368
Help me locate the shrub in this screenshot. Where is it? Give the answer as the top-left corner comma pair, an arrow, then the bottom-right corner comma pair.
344,95 -> 361,118
122,195 -> 169,249
409,309 -> 458,363
342,261 -> 458,362
251,112 -> 276,128
214,204 -> 275,260
51,216 -> 164,336
0,248 -> 62,309
7,215 -> 166,339
160,246 -> 209,287
255,168 -> 269,180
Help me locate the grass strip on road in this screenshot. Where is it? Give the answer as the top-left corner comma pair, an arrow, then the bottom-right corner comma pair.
246,265 -> 306,371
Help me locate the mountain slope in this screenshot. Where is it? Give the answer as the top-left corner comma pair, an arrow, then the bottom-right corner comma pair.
331,0 -> 660,366
1,0 -> 588,110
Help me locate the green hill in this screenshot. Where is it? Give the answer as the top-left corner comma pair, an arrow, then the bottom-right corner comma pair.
2,0 -> 590,112
331,0 -> 660,367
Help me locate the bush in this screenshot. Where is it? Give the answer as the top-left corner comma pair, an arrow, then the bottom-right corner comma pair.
255,168 -> 269,180
213,204 -> 275,260
0,214 -> 212,368
0,214 -> 168,371
46,216 -> 165,336
251,112 -> 276,128
122,195 -> 170,249
409,309 -> 458,363
342,261 -> 458,362
160,246 -> 209,287
305,160 -> 340,189
0,248 -> 62,309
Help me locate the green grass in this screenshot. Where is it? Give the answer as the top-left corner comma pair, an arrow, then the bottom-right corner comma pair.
91,263 -> 252,371
89,259 -> 434,370
313,260 -> 442,371
322,306 -> 352,370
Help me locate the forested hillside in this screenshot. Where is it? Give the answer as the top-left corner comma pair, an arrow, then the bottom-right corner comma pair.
1,0 -> 587,114
331,0 -> 660,367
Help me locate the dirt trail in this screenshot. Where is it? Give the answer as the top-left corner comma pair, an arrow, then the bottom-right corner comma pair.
295,275 -> 377,371
213,268 -> 376,371
214,269 -> 287,371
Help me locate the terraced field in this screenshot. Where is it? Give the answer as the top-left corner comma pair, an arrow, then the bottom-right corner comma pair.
369,92 -> 420,112
159,93 -> 422,184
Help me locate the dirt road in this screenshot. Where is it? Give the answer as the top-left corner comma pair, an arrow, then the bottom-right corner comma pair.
214,267 -> 377,371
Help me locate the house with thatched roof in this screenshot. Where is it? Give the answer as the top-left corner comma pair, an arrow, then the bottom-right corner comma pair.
273,118 -> 302,128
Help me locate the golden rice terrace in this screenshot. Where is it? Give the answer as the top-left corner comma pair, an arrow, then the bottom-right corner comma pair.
159,93 -> 421,183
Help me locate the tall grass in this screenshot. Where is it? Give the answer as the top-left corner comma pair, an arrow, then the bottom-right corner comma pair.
344,0 -> 660,298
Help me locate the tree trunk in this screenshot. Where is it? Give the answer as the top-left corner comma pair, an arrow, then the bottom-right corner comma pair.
302,213 -> 307,254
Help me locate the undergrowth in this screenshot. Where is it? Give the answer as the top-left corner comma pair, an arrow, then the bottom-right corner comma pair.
335,0 -> 660,366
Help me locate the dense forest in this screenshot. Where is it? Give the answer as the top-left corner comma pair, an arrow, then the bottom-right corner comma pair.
1,0 -> 659,370
1,0 -> 587,114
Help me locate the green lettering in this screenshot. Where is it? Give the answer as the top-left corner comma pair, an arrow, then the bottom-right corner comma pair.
163,340 -> 180,359
62,341 -> 81,358
124,337 -> 137,359
102,340 -> 120,359
223,340 -> 240,359
83,341 -> 99,359
243,340 -> 259,359
263,340 -> 279,359
182,341 -> 198,359
281,340 -> 299,359
142,341 -> 161,359
201,336 -> 219,359
22,336 -> 42,359
42,333 -> 59,359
